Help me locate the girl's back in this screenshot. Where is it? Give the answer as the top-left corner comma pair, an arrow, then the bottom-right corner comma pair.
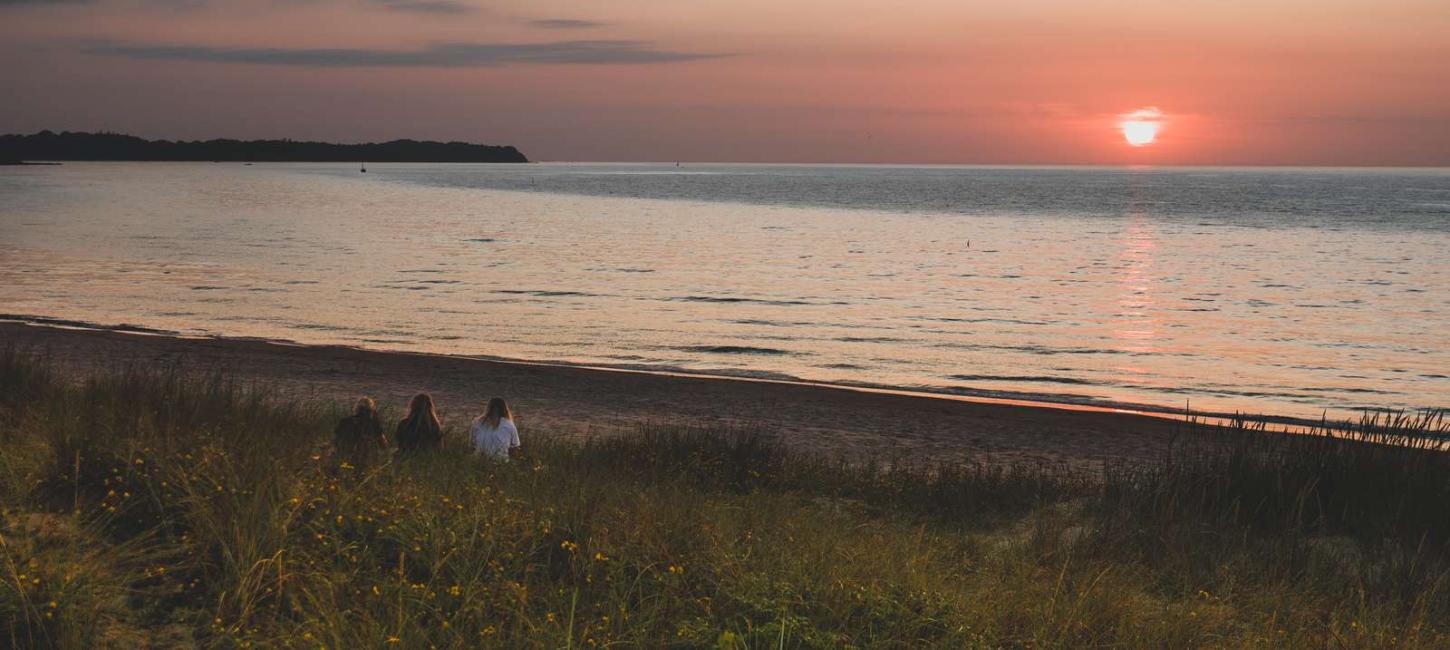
471,397 -> 519,459
396,393 -> 443,453
395,414 -> 441,452
334,397 -> 384,466
470,417 -> 518,459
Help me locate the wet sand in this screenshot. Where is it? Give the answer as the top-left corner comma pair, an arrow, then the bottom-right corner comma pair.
1,321 -> 1202,467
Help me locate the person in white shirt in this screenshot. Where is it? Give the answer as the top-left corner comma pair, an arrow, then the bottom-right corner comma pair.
470,397 -> 520,460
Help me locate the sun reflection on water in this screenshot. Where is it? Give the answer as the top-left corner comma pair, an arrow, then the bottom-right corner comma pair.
1112,215 -> 1162,358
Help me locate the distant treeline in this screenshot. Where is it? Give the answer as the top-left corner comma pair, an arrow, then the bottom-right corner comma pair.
0,130 -> 528,163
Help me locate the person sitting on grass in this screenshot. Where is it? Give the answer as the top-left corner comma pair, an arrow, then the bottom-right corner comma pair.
395,392 -> 444,454
470,397 -> 520,461
333,396 -> 386,468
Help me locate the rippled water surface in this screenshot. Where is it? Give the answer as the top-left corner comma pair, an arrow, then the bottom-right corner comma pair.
1,162 -> 1446,419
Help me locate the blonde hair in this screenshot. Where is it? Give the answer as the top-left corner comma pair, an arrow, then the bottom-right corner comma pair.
353,396 -> 376,417
478,397 -> 512,430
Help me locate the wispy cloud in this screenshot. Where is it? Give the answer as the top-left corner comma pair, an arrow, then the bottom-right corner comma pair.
83,40 -> 723,67
530,18 -> 603,29
0,0 -> 92,6
371,0 -> 471,14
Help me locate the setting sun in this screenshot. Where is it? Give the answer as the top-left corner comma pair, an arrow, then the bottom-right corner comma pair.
1119,107 -> 1163,147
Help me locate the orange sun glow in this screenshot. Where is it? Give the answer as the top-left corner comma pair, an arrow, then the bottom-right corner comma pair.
1119,107 -> 1163,147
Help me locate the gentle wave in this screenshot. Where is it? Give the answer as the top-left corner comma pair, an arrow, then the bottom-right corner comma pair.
671,295 -> 815,306
675,345 -> 798,356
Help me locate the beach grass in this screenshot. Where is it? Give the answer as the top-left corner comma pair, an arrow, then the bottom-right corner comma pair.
1,347 -> 1448,648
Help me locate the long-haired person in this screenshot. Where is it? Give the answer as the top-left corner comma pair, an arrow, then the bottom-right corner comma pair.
333,396 -> 386,468
395,393 -> 444,453
470,397 -> 520,460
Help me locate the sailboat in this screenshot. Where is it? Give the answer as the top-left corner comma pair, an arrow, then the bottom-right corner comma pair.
360,162 -> 367,173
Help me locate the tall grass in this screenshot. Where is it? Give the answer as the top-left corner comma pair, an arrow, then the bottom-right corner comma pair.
0,346 -> 1447,648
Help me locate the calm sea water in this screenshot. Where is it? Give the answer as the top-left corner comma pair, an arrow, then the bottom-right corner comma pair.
1,162 -> 1446,420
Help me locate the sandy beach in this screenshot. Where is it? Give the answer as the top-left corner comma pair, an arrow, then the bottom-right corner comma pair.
1,321 -> 1202,467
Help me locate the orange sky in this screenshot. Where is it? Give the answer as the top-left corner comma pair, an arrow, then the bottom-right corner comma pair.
1,0 -> 1447,164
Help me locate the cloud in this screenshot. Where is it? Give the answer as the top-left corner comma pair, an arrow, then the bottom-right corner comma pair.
0,0 -> 91,6
1120,107 -> 1164,121
371,0 -> 471,14
530,19 -> 604,29
83,40 -> 723,67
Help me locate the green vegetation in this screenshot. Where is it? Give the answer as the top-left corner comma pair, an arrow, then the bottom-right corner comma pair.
1,347 -> 1447,648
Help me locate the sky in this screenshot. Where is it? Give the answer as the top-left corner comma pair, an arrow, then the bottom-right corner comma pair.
1,0 -> 1448,165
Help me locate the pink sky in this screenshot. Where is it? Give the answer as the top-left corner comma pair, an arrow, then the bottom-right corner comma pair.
1,0 -> 1447,165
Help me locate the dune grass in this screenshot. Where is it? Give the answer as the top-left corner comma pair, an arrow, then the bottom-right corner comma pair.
0,347 -> 1447,648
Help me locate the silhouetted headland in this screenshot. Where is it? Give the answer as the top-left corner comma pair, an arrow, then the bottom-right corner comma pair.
0,130 -> 528,163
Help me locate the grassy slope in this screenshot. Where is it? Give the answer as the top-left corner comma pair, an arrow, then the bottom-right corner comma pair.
0,347 -> 1447,648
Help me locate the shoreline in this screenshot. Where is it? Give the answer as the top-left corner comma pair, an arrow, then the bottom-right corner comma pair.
1,320 -> 1215,467
0,313 -> 1339,429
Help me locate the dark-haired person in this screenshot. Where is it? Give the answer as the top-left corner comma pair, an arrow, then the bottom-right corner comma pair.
395,393 -> 444,453
470,398 -> 520,460
333,396 -> 386,468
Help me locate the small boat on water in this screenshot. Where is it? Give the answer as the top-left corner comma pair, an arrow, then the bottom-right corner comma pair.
360,163 -> 367,173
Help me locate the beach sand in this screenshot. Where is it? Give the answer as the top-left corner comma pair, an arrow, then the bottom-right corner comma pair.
1,321 -> 1200,467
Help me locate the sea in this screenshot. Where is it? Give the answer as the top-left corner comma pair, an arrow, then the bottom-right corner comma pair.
1,162 -> 1446,421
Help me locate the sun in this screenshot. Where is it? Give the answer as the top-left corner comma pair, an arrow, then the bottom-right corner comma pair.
1119,107 -> 1163,147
